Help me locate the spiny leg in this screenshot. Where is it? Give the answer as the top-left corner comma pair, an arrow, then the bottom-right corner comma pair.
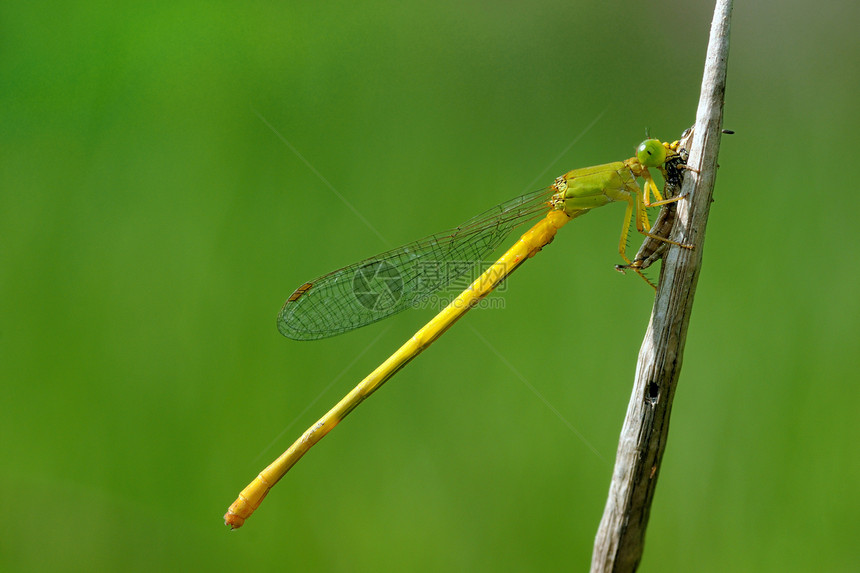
617,194 -> 657,289
617,195 -> 635,265
641,233 -> 694,249
640,170 -> 665,206
635,188 -> 694,249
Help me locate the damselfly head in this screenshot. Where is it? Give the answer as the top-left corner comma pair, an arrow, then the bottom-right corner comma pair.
636,139 -> 668,168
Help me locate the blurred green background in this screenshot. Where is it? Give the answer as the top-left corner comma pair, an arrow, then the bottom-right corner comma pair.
2,1 -> 858,571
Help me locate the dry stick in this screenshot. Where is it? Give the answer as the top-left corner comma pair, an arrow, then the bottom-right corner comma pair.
589,1 -> 733,572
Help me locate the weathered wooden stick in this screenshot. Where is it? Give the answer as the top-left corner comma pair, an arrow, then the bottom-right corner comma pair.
590,1 -> 733,571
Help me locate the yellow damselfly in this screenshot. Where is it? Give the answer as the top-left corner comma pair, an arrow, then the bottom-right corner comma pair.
225,136 -> 690,529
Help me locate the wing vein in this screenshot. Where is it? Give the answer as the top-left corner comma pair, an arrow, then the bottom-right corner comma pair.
278,186 -> 556,340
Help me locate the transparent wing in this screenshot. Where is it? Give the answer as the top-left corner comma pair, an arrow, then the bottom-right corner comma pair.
278,186 -> 556,340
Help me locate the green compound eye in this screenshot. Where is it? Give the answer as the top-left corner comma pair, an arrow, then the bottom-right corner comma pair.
636,139 -> 667,168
